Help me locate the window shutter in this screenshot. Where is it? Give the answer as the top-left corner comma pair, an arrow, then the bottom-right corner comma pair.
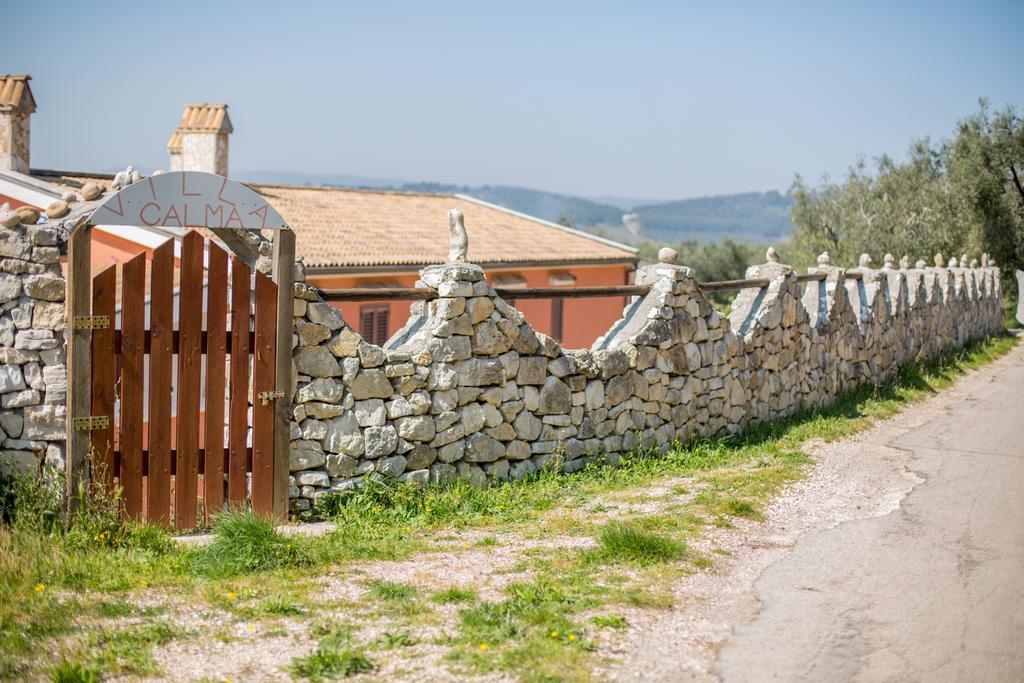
359,305 -> 391,346
360,308 -> 374,341
376,307 -> 389,345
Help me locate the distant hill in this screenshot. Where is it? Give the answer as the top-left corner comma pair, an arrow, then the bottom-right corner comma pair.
394,182 -> 624,227
236,169 -> 405,188
631,191 -> 794,244
232,169 -> 793,245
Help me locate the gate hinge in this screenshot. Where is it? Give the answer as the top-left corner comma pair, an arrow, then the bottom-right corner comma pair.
72,415 -> 110,431
258,391 -> 285,406
73,315 -> 111,330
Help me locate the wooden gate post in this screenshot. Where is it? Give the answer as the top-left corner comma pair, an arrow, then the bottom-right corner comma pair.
65,220 -> 92,514
272,229 -> 295,521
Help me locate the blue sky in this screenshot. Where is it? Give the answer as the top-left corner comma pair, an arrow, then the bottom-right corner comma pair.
3,0 -> 1021,200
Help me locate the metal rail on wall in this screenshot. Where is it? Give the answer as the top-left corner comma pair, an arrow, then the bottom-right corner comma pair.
319,270 -> 840,302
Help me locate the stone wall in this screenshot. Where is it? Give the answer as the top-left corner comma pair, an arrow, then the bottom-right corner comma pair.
0,192 -> 1003,512
0,205 -> 68,477
285,250 -> 1003,516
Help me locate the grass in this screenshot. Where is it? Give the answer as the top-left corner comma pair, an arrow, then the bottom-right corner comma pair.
291,619 -> 374,680
190,510 -> 311,579
589,521 -> 686,565
432,586 -> 479,604
590,613 -> 629,629
454,577 -> 594,681
366,579 -> 418,601
376,631 -> 417,648
79,620 -> 183,676
291,646 -> 374,681
50,659 -> 100,683
0,333 -> 1016,680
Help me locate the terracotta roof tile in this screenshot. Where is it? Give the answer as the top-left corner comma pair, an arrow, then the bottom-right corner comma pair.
167,130 -> 182,153
250,183 -> 636,269
0,75 -> 36,113
177,104 -> 232,134
30,171 -> 636,269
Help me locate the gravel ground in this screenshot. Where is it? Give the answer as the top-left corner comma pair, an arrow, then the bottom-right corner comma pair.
601,347 -> 1020,682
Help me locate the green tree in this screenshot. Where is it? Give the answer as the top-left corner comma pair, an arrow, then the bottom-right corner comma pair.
789,101 -> 1024,283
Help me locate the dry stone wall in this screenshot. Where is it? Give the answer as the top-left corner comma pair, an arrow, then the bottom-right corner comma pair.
0,190 -> 1003,516
286,251 -> 1003,516
0,205 -> 68,478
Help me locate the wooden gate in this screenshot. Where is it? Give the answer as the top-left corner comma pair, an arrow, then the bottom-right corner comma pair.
87,231 -> 281,528
65,171 -> 294,525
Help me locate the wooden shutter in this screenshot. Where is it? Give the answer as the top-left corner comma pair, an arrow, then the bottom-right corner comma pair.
360,304 -> 390,346
551,298 -> 564,343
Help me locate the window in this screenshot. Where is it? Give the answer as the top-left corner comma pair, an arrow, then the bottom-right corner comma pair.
360,304 -> 390,346
493,273 -> 527,307
550,298 -> 564,343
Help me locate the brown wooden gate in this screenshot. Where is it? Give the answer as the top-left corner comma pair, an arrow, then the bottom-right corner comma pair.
87,230 -> 281,528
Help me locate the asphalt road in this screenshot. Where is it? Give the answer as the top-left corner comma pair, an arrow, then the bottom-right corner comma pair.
714,345 -> 1024,682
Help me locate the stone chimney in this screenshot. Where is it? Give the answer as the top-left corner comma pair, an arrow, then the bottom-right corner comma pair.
168,103 -> 232,176
0,75 -> 36,173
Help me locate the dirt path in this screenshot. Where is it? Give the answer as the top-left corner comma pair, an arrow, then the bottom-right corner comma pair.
606,341 -> 1024,682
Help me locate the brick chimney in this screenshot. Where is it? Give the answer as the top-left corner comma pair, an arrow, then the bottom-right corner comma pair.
168,103 -> 232,176
0,75 -> 36,173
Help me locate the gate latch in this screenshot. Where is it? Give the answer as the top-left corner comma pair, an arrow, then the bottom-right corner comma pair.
73,315 -> 110,330
72,416 -> 110,431
258,391 -> 285,406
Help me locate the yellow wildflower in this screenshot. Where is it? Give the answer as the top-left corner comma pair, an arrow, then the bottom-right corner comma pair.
568,634 -> 576,641
247,624 -> 256,632
550,630 -> 559,638
479,643 -> 488,651
34,583 -> 45,592
226,592 -> 238,600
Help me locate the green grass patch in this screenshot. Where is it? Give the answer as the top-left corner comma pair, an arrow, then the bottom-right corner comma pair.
292,619 -> 373,681
291,646 -> 374,680
376,630 -> 417,649
50,659 -> 101,683
453,577 -> 593,681
367,579 -> 418,601
589,521 -> 686,566
190,511 -> 311,579
590,613 -> 629,629
76,619 -> 183,677
432,585 -> 479,604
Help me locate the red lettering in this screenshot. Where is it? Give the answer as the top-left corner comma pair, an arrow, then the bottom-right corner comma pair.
182,173 -> 201,196
162,204 -> 182,227
217,177 -> 236,206
204,203 -> 224,228
140,202 -> 161,226
224,205 -> 243,229
104,193 -> 125,217
248,204 -> 268,229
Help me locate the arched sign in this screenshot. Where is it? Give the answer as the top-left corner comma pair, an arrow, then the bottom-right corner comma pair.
88,171 -> 287,230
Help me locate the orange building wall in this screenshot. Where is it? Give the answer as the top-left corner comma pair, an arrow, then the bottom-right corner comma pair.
91,230 -> 160,269
0,192 -> 32,209
308,263 -> 634,350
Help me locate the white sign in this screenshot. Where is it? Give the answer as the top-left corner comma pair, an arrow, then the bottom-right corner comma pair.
89,171 -> 287,230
